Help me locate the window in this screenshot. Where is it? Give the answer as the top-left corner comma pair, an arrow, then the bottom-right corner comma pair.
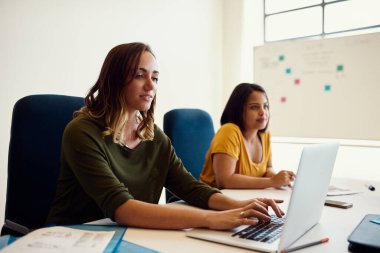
264,0 -> 380,42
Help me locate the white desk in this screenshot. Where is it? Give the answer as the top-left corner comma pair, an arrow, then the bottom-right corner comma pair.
123,178 -> 380,253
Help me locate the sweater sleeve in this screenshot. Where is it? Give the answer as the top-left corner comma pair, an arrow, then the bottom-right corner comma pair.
159,129 -> 221,209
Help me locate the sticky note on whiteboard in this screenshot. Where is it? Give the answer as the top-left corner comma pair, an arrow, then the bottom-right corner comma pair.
337,65 -> 344,71
325,84 -> 331,91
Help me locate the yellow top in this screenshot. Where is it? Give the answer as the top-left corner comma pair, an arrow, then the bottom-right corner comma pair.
200,123 -> 272,188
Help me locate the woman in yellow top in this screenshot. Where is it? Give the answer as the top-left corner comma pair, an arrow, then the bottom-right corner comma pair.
200,83 -> 295,189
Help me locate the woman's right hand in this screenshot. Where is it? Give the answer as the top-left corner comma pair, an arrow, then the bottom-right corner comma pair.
205,198 -> 284,230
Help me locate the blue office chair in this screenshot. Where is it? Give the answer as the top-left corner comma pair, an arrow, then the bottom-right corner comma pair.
1,94 -> 84,236
163,108 -> 215,203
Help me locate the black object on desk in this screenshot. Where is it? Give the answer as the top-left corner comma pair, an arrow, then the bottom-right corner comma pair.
347,214 -> 380,253
365,184 -> 376,191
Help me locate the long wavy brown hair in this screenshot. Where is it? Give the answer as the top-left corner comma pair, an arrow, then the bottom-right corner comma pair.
75,42 -> 156,143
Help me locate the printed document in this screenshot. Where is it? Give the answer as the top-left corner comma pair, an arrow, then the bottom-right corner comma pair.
1,226 -> 114,253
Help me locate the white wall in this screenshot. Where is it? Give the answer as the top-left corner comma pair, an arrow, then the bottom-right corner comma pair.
0,0 -> 223,225
221,0 -> 263,106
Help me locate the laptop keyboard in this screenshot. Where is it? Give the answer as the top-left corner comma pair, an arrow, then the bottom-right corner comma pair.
232,215 -> 285,244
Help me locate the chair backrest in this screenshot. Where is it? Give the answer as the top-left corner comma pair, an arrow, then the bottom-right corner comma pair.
2,94 -> 84,235
163,108 -> 215,203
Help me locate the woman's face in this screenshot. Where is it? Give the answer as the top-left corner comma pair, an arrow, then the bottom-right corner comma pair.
243,91 -> 269,132
124,51 -> 159,112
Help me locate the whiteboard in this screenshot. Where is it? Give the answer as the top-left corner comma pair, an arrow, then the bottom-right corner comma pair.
254,32 -> 380,141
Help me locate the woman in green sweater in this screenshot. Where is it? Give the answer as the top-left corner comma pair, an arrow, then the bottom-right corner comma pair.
47,42 -> 284,230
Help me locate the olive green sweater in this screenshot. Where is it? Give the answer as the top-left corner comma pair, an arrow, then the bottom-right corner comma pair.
46,114 -> 220,225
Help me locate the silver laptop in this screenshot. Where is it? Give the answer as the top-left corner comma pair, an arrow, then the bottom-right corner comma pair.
186,142 -> 339,253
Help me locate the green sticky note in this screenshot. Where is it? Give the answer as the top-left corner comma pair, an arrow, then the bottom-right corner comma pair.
337,65 -> 344,71
279,55 -> 284,61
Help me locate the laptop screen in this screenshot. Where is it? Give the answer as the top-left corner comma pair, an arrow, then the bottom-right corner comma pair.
278,142 -> 339,250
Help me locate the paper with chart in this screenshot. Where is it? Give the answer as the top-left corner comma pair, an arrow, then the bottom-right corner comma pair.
1,226 -> 114,253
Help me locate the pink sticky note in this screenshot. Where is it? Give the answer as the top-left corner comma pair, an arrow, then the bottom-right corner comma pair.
294,78 -> 300,85
280,96 -> 287,103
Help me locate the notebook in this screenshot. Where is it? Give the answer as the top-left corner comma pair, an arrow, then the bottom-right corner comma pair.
186,142 -> 339,253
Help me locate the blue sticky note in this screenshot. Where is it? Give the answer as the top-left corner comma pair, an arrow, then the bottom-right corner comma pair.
285,68 -> 291,74
324,85 -> 331,91
370,219 -> 380,225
